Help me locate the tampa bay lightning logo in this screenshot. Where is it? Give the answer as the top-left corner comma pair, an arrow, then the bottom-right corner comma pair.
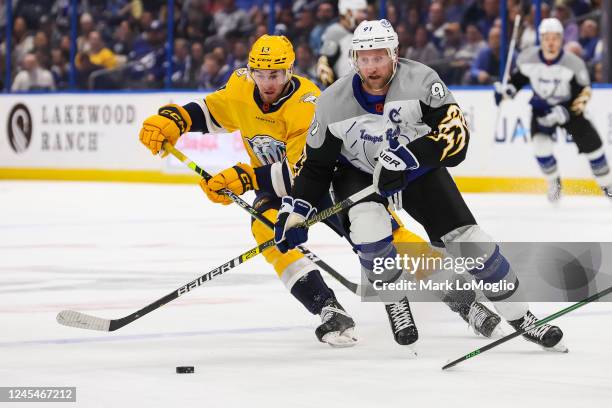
389,107 -> 402,124
246,135 -> 286,165
380,19 -> 392,28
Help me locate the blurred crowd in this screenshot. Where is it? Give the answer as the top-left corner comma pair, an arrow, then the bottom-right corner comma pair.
0,0 -> 606,92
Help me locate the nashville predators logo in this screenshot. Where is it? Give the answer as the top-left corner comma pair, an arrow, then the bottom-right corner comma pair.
246,135 -> 286,165
426,105 -> 467,161
300,92 -> 318,105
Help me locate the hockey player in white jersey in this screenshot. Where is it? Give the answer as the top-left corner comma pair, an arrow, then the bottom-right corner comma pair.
274,19 -> 567,352
316,0 -> 367,86
495,17 -> 612,202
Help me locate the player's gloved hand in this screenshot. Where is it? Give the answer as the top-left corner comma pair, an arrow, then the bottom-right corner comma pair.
536,105 -> 569,127
199,163 -> 258,206
493,82 -> 517,105
274,196 -> 316,253
373,137 -> 419,197
316,56 -> 335,87
139,104 -> 191,156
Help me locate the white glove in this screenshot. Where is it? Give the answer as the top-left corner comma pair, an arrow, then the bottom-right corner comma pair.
494,81 -> 517,101
536,105 -> 569,127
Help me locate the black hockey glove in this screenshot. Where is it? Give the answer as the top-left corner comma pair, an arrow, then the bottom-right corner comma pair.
373,137 -> 419,197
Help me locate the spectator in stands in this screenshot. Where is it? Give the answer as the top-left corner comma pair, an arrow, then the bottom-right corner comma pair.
445,0 -> 467,23
294,43 -> 318,84
553,2 -> 579,43
438,22 -> 469,84
405,26 -> 439,66
76,53 -> 103,89
179,0 -> 216,43
469,25 -> 501,84
426,1 -> 446,50
564,41 -> 584,58
50,49 -> 69,90
12,53 -> 55,91
309,1 -> 335,55
12,17 -> 34,64
190,42 -> 205,82
78,13 -> 95,52
593,61 -> 603,83
520,3 -> 551,50
406,7 -> 420,32
129,20 -> 166,88
169,38 -> 192,89
33,31 -> 51,69
228,40 -> 248,71
456,23 -> 486,64
88,31 -> 118,70
198,52 -> 231,90
395,22 -> 413,57
477,0 -> 499,40
386,3 -> 399,27
579,19 -> 599,63
112,20 -> 134,57
214,0 -> 252,39
292,7 -> 315,45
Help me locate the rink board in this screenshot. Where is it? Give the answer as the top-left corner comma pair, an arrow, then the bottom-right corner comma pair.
1,87 -> 611,194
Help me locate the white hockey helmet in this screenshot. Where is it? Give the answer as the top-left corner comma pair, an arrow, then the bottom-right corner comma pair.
350,19 -> 400,89
539,18 -> 564,40
351,19 -> 399,55
338,0 -> 367,16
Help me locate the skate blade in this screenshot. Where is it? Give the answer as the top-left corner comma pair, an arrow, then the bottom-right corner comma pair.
322,330 -> 358,348
543,340 -> 568,353
488,325 -> 506,339
402,344 -> 418,359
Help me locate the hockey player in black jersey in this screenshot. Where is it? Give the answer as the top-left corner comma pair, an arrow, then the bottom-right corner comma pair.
494,17 -> 612,202
274,19 -> 567,352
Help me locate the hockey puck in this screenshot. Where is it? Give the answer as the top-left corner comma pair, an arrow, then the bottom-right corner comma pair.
176,366 -> 194,374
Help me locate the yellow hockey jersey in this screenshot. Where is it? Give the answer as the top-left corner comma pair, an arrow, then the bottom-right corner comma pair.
203,68 -> 320,171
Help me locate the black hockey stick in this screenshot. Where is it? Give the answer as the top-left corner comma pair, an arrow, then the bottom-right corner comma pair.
442,285 -> 612,370
164,142 -> 361,294
56,183 -> 376,332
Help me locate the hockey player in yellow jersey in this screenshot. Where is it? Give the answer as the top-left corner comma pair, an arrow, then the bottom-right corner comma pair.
139,35 -> 357,347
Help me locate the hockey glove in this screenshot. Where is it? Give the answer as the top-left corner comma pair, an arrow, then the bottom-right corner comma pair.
139,104 -> 192,156
316,55 -> 335,87
493,82 -> 517,105
199,163 -> 258,205
274,196 -> 316,253
373,137 -> 419,198
536,105 -> 569,128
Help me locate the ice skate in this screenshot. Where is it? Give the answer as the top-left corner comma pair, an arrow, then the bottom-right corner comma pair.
508,311 -> 568,352
316,298 -> 357,348
459,301 -> 505,338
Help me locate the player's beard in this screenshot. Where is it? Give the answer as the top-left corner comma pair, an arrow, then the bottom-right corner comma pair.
259,81 -> 291,104
362,72 -> 393,93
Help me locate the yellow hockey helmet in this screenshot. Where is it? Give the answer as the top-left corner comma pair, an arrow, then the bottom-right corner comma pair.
248,35 -> 295,70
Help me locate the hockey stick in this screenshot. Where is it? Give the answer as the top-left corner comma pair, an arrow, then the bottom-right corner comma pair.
163,142 -> 361,294
442,285 -> 612,370
56,184 -> 376,332
494,15 -> 521,139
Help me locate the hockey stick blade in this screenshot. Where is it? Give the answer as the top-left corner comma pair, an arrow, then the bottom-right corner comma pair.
442,285 -> 612,370
164,142 -> 362,295
57,310 -> 112,331
56,184 -> 376,332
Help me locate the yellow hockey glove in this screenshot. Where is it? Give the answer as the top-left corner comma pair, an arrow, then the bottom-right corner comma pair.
139,104 -> 192,156
199,163 -> 258,205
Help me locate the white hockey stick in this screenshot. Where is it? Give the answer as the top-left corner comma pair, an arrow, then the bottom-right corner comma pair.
494,15 -> 522,139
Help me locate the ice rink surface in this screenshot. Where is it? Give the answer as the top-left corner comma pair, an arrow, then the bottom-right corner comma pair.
1,181 -> 611,407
